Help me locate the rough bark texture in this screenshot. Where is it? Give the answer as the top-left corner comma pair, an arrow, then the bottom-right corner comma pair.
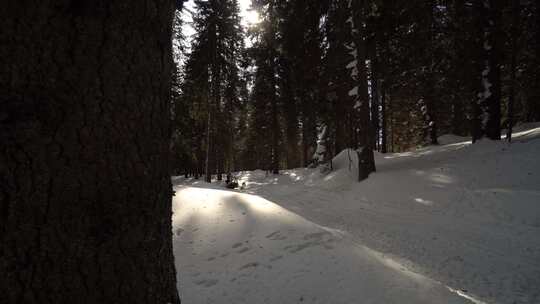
0,1 -> 180,303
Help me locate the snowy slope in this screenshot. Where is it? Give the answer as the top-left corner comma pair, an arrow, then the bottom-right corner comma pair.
173,124 -> 540,304
172,186 -> 470,304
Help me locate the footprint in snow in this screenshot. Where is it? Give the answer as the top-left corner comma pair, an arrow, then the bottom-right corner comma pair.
266,231 -> 280,239
194,279 -> 219,288
284,236 -> 334,253
175,228 -> 184,236
269,255 -> 283,262
238,262 -> 259,270
237,247 -> 250,254
266,231 -> 287,241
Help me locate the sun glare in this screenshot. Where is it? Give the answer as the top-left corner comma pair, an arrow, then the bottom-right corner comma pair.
245,10 -> 260,24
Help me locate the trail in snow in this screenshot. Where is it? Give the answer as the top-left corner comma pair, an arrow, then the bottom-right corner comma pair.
172,186 -> 471,304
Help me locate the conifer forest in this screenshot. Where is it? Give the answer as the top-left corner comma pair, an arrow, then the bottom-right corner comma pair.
2,1 -> 540,303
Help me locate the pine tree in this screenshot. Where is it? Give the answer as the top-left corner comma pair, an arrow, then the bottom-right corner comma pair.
178,0 -> 245,182
247,0 -> 281,174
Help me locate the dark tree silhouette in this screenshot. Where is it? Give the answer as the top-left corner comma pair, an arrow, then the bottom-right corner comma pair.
1,1 -> 181,303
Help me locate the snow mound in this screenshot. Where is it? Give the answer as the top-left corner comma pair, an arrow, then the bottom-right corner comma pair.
438,134 -> 470,145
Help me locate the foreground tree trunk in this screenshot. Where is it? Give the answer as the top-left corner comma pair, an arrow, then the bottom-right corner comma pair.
0,1 -> 180,303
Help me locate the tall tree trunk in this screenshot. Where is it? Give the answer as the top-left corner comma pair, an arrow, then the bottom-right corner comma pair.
390,97 -> 395,152
283,62 -> 299,169
485,0 -> 502,140
269,2 -> 280,175
334,89 -> 347,153
526,0 -> 540,122
270,95 -> 280,174
507,0 -> 520,142
451,0 -> 469,136
205,104 -> 212,183
381,81 -> 388,153
473,0 -> 502,142
370,57 -> 380,150
351,0 -> 376,181
0,1 -> 180,303
471,1 -> 485,142
423,0 -> 438,145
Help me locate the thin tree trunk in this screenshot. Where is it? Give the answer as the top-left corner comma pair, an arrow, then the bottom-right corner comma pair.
485,0 -> 502,140
269,2 -> 280,175
1,1 -> 180,303
370,62 -> 380,150
381,81 -> 388,153
507,0 -> 520,142
390,96 -> 395,152
205,106 -> 212,183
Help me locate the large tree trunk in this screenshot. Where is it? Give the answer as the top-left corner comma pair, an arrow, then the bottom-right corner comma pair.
351,0 -> 376,181
484,0 -> 502,140
422,0 -> 438,145
0,1 -> 180,303
472,0 -> 502,142
526,0 -> 540,122
282,62 -> 300,169
451,0 -> 470,137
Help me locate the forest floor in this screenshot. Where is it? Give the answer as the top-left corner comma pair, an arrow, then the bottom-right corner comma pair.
172,123 -> 540,304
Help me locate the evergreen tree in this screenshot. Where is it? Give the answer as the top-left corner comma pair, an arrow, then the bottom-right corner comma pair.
175,0 -> 245,181
247,0 -> 281,174
175,0 -> 539,181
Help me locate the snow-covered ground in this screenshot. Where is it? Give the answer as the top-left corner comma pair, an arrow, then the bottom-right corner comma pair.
172,123 -> 540,304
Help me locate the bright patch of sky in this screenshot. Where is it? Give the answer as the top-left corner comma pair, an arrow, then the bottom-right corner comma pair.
182,0 -> 258,43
